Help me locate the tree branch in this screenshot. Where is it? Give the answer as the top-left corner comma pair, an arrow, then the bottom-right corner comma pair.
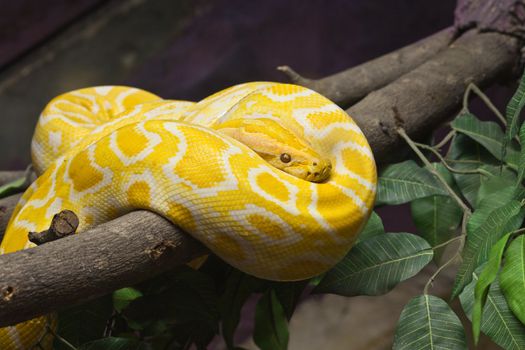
0,0 -> 524,328
0,193 -> 21,240
0,208 -> 206,326
278,27 -> 456,107
350,31 -> 520,164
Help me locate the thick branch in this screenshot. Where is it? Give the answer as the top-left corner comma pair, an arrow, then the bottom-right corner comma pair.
0,209 -> 206,326
0,193 -> 21,240
0,171 -> 26,185
350,31 -> 520,163
279,27 -> 456,107
0,170 -> 35,188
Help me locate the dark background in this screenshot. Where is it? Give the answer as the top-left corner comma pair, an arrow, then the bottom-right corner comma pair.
0,0 -> 457,170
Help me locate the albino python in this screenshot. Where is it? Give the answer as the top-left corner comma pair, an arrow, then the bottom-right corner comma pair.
0,82 -> 376,349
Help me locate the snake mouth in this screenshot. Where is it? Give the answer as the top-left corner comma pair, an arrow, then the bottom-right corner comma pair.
305,162 -> 332,183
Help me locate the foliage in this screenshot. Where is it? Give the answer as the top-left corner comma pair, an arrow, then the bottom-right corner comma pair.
34,71 -> 525,348
393,295 -> 466,350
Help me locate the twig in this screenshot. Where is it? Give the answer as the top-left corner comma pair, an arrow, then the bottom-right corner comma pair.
28,210 -> 79,245
397,127 -> 474,295
397,128 -> 471,214
413,141 -> 490,175
433,130 -> 456,149
462,83 -> 507,125
431,235 -> 464,251
424,235 -> 465,295
46,323 -> 78,350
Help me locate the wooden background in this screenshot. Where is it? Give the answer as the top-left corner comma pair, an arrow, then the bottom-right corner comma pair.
0,1 -> 506,348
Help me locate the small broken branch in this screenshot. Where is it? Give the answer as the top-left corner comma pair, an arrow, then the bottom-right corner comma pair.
0,209 -> 207,326
28,210 -> 79,245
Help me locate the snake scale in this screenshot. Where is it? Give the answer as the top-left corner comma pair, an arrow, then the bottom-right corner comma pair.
0,82 -> 376,349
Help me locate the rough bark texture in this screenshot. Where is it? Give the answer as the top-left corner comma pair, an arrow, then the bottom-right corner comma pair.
278,27 -> 456,107
0,194 -> 20,239
350,31 -> 520,164
28,210 -> 79,245
0,171 -> 32,186
455,0 -> 525,39
0,210 -> 206,326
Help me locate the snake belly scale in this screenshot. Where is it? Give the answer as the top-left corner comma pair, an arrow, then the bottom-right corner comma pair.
0,82 -> 376,349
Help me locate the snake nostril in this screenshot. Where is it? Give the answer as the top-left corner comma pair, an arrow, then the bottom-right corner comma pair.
313,162 -> 317,166
314,172 -> 319,177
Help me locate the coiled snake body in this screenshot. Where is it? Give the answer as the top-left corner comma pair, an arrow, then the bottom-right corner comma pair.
0,82 -> 376,349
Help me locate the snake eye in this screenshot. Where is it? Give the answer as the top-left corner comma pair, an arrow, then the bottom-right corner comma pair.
280,153 -> 291,163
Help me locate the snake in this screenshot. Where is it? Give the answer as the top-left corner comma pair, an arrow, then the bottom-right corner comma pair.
0,82 -> 376,349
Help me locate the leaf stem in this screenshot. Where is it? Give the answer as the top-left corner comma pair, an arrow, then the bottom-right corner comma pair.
46,324 -> 78,350
397,128 -> 471,215
423,236 -> 465,295
463,83 -> 506,125
431,235 -> 463,251
397,128 -> 473,295
413,141 -> 486,175
433,130 -> 456,149
423,213 -> 469,295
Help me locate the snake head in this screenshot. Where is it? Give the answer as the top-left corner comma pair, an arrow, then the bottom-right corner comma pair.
217,118 -> 332,183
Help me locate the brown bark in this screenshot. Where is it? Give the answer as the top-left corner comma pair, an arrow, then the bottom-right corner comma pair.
350,31 -> 520,164
0,194 -> 21,240
278,27 -> 456,107
0,209 -> 206,326
28,210 -> 79,245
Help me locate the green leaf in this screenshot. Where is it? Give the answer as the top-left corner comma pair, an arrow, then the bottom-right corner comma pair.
468,186 -> 523,234
505,70 -> 525,143
448,132 -> 497,163
451,112 -> 519,167
393,295 -> 467,350
220,270 -> 263,349
518,122 -> 525,184
472,232 -> 513,344
452,200 -> 524,298
411,164 -> 462,263
79,337 -> 149,350
123,269 -> 218,332
476,173 -> 519,207
113,287 -> 143,313
448,133 -> 501,206
356,211 -> 384,243
55,295 -> 113,348
253,290 -> 289,350
272,281 -> 308,320
314,233 -> 433,296
500,235 -> 525,325
0,176 -> 27,199
460,267 -> 525,350
376,160 -> 447,205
